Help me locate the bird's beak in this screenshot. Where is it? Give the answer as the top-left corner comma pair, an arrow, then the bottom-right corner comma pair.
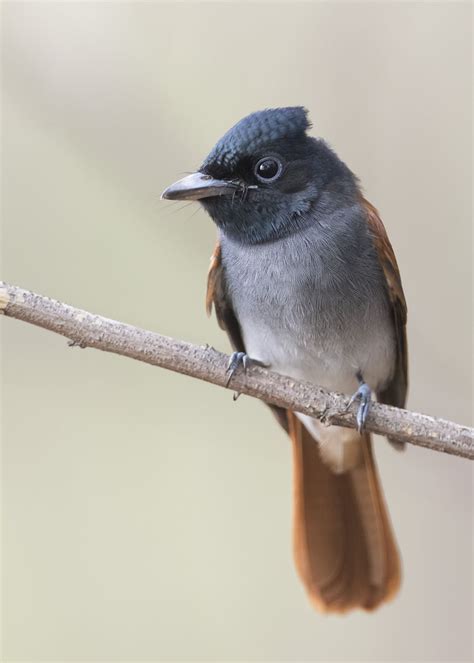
161,172 -> 238,201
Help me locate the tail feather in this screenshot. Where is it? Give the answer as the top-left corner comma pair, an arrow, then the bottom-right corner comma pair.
288,412 -> 400,612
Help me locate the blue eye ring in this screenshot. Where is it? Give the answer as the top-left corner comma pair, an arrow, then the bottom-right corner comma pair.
254,156 -> 283,183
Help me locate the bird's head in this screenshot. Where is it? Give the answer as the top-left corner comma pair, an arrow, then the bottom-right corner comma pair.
162,107 -> 355,244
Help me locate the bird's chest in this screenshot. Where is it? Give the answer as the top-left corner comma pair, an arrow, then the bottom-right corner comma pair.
220,231 -> 395,393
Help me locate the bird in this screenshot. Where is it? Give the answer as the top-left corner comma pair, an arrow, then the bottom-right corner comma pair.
162,107 -> 407,613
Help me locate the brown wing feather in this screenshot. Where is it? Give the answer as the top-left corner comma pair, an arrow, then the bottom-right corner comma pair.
206,242 -> 245,350
360,196 -> 408,407
206,240 -> 289,432
360,198 -> 408,450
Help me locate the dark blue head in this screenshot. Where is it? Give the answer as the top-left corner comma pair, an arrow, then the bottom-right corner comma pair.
162,107 -> 357,244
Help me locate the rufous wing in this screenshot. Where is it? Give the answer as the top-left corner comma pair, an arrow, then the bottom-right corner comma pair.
361,196 -> 408,449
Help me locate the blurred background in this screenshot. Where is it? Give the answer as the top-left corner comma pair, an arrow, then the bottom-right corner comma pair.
1,2 -> 472,661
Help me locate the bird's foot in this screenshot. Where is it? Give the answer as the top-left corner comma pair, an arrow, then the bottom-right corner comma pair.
225,352 -> 267,393
345,381 -> 372,433
225,352 -> 249,387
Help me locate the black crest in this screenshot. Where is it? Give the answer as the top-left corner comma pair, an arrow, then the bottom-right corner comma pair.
202,107 -> 311,171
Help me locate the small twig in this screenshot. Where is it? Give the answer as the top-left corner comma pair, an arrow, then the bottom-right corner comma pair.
1,282 -> 472,460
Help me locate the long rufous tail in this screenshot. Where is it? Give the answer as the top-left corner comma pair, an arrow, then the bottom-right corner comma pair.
288,412 -> 401,612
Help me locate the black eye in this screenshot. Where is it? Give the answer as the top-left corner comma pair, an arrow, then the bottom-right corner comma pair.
254,156 -> 283,182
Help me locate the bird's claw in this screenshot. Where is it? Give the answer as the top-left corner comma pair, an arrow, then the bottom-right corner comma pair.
225,352 -> 249,387
226,351 -> 248,399
225,352 -> 268,399
345,382 -> 372,433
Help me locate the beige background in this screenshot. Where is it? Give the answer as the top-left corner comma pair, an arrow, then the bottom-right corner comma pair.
1,2 -> 472,661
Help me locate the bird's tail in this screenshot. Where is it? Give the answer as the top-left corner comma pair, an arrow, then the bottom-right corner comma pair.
288,412 -> 400,612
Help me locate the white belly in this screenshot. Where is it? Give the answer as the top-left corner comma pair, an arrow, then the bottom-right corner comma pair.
243,315 -> 391,462
241,314 -> 393,397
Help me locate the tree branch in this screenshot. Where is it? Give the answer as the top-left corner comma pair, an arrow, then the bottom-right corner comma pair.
1,282 -> 472,460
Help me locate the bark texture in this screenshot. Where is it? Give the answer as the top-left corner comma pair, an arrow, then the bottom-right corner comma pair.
1,282 -> 472,460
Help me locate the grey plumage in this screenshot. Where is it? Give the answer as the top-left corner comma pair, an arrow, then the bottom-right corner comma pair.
219,198 -> 396,397
219,193 -> 396,469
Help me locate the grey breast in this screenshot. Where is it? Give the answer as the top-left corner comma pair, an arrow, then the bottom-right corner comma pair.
219,204 -> 396,395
